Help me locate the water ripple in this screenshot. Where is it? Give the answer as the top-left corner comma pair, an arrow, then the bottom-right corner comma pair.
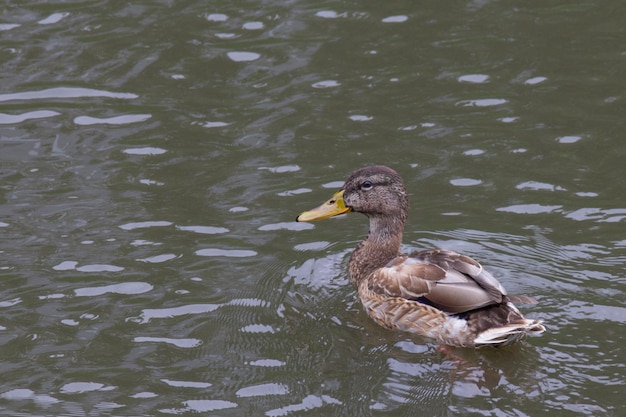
195,248 -> 257,257
128,304 -> 221,324
176,225 -> 229,234
458,98 -> 507,107
266,394 -> 341,417
37,12 -> 70,25
74,114 -> 151,125
497,204 -> 562,214
227,51 -> 261,62
60,382 -> 115,394
161,379 -> 211,388
0,110 -> 60,124
119,220 -> 173,230
0,87 -> 137,102
133,337 -> 202,348
0,24 -> 20,31
161,400 -> 238,414
122,147 -> 167,155
236,383 -> 289,398
75,282 -> 153,296
259,222 -> 313,231
0,389 -> 59,405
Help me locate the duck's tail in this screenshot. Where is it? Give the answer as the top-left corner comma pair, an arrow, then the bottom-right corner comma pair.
474,318 -> 546,347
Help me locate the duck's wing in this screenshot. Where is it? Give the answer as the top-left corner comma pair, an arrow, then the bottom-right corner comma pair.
368,249 -> 508,314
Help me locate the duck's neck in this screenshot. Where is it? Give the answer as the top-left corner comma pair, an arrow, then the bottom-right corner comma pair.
348,215 -> 404,286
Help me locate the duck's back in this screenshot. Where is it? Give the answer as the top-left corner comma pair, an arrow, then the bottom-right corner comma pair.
356,249 -> 546,347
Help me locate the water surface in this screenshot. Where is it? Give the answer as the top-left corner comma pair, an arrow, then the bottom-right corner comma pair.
1,1 -> 624,416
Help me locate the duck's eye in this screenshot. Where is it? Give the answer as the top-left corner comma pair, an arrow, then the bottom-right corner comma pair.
361,180 -> 373,190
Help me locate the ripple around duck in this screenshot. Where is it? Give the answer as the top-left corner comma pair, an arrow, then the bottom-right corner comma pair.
402,225 -> 624,409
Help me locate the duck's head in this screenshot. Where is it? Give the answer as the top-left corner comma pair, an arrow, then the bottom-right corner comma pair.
297,165 -> 409,222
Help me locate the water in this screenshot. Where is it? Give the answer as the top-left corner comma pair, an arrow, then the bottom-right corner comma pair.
1,1 -> 625,415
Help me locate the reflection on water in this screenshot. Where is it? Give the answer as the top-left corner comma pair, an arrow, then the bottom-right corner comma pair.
0,87 -> 138,102
1,0 -> 625,416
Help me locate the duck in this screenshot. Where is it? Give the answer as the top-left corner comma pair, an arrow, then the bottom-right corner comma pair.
296,165 -> 545,348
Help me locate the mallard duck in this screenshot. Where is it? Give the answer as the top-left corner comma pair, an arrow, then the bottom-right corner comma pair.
297,165 -> 545,347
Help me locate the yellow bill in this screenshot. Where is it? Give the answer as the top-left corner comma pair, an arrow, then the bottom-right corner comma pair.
297,189 -> 351,222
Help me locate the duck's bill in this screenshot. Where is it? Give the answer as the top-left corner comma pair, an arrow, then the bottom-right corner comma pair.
297,189 -> 351,222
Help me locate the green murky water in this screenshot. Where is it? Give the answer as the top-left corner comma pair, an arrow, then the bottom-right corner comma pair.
1,1 -> 624,415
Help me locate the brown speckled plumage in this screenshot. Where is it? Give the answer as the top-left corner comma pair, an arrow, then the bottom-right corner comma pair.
297,165 -> 545,347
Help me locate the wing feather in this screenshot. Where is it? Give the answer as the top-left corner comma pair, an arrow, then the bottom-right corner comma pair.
369,249 -> 507,314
